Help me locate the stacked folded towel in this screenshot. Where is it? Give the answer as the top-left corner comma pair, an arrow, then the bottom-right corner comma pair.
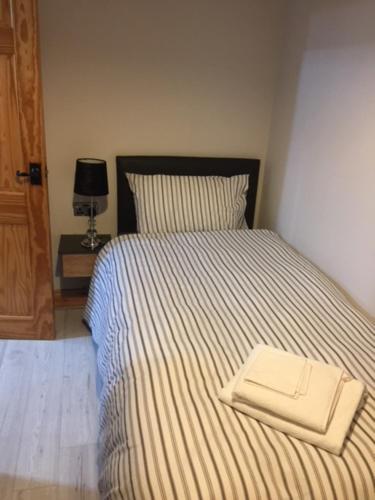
219,345 -> 365,455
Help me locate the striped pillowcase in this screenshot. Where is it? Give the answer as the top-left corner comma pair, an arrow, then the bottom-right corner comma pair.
126,173 -> 249,234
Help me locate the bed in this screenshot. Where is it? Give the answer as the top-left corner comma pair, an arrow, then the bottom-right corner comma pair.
85,156 -> 375,500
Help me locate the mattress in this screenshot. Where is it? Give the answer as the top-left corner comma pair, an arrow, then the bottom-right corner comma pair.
84,229 -> 375,500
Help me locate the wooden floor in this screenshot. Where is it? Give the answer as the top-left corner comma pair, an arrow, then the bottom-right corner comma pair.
0,309 -> 99,499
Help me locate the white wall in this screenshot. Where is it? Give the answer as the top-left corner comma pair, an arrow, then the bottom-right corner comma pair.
38,0 -> 286,287
261,0 -> 375,317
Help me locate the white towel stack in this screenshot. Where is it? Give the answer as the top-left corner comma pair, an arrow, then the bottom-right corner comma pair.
219,345 -> 365,455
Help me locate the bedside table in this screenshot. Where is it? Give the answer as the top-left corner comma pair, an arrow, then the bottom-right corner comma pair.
55,234 -> 111,308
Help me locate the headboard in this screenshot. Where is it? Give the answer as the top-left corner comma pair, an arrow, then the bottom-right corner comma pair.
116,156 -> 260,235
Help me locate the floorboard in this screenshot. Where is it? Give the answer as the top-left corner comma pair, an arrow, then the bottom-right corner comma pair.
0,309 -> 99,499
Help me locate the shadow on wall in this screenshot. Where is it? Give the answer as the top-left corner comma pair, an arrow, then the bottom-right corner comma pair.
259,1 -> 311,228
260,0 -> 375,230
259,0 -> 375,315
0,474 -> 99,499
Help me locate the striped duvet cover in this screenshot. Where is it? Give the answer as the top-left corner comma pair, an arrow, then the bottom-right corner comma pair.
84,229 -> 375,500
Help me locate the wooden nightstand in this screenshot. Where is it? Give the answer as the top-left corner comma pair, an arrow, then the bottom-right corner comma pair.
55,234 -> 111,308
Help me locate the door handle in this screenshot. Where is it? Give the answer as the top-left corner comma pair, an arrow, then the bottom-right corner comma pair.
16,163 -> 42,185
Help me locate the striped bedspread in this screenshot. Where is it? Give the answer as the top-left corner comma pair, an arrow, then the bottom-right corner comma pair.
85,229 -> 375,500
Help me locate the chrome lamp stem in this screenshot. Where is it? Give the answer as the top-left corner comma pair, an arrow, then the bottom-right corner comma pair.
81,196 -> 101,250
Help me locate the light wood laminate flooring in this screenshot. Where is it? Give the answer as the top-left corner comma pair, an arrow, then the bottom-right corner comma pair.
0,309 -> 99,499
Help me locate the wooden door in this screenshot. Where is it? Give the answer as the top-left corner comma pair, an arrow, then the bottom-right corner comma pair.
0,0 -> 54,339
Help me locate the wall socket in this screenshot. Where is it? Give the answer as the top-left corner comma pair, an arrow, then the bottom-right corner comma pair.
73,201 -> 98,216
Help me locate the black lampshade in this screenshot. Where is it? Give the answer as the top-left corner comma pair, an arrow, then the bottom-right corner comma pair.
74,158 -> 108,196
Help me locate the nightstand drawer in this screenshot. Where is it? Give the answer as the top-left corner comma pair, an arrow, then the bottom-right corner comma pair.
56,234 -> 111,308
62,254 -> 97,278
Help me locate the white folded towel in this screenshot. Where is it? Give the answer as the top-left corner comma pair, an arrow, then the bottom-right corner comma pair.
233,345 -> 344,433
219,347 -> 365,455
238,345 -> 308,396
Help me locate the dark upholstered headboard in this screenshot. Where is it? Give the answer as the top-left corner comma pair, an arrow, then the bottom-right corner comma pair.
116,156 -> 260,235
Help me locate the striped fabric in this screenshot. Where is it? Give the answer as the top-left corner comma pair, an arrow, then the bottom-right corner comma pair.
126,173 -> 249,233
85,230 -> 375,500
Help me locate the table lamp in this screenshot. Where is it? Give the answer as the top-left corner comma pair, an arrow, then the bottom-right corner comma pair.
74,158 -> 108,249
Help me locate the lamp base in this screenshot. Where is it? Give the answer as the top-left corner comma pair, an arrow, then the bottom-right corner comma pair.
80,235 -> 102,250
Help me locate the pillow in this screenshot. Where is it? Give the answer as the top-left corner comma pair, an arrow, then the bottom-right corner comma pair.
126,172 -> 249,234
